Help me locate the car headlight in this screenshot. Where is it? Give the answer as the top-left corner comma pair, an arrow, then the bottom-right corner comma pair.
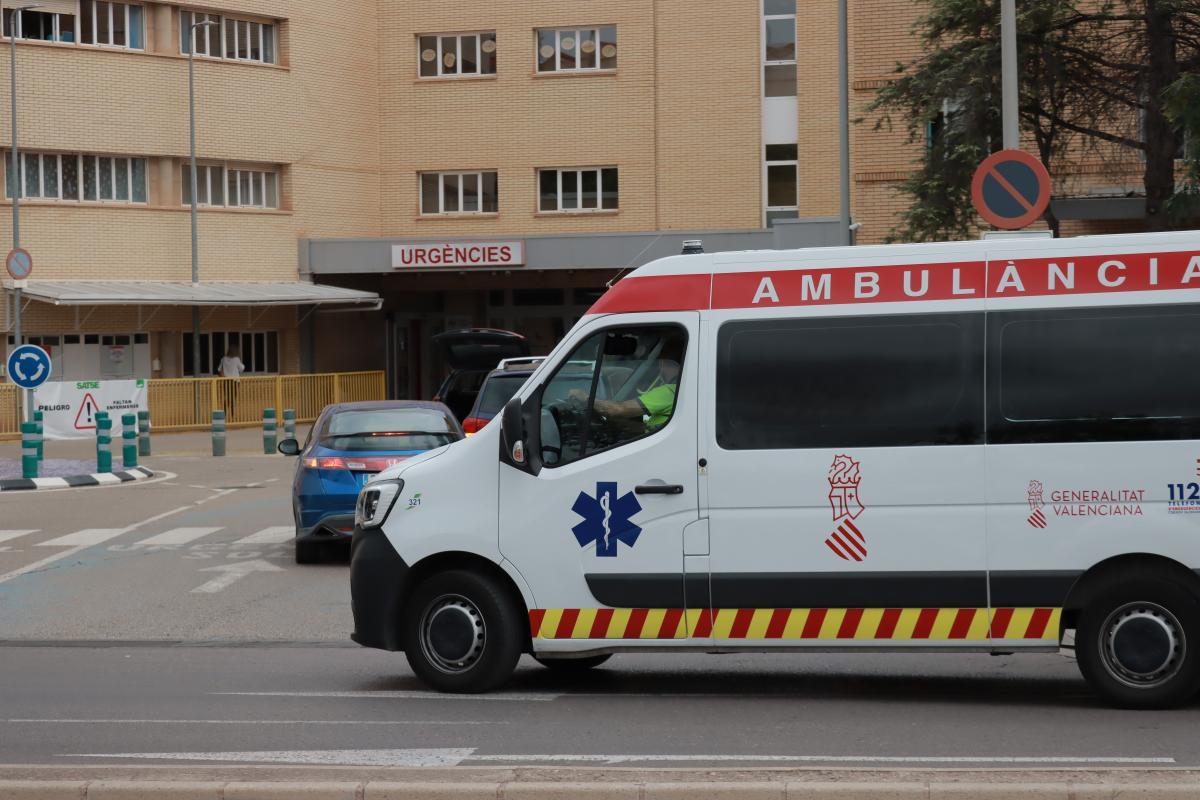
355,479 -> 404,530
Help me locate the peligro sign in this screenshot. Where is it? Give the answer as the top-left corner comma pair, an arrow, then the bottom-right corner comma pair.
392,240 -> 525,269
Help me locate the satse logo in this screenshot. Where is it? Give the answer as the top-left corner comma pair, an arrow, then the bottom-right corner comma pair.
825,455 -> 867,561
571,481 -> 642,557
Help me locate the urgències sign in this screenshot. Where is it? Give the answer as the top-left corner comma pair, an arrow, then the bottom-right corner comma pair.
392,241 -> 525,269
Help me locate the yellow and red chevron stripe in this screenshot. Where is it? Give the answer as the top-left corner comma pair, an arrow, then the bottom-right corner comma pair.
529,607 -> 1061,641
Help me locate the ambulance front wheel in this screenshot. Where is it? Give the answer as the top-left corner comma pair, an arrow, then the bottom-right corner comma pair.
402,569 -> 523,693
1075,573 -> 1200,709
534,654 -> 613,672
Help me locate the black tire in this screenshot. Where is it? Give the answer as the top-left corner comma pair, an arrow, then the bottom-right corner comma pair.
1076,570 -> 1200,709
534,654 -> 613,672
294,538 -> 322,564
402,569 -> 523,693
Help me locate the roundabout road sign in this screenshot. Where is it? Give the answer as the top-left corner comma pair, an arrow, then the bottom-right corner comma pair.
6,344 -> 51,390
971,149 -> 1052,230
5,247 -> 32,280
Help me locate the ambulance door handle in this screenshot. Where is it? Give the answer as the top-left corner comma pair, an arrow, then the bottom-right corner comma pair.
636,483 -> 684,495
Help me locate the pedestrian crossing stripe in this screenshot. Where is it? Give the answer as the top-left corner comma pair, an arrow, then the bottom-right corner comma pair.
529,607 -> 1061,641
13,526 -> 297,548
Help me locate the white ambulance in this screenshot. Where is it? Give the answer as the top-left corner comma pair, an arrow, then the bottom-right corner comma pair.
351,230 -> 1200,708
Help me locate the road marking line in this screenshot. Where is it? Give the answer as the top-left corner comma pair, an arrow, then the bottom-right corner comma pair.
13,719 -> 499,726
63,750 -> 1175,767
36,529 -> 127,548
464,754 -> 1177,765
214,690 -> 561,702
232,526 -> 295,545
67,749 -> 475,767
0,530 -> 37,544
191,560 -> 284,594
0,506 -> 191,587
133,527 -> 224,547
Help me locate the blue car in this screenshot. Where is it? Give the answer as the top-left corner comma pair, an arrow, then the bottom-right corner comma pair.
280,400 -> 462,563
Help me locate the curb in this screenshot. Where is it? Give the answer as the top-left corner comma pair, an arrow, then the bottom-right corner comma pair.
0,466 -> 155,492
2,781 -> 1200,799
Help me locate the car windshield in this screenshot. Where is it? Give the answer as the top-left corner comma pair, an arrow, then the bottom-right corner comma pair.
320,408 -> 459,452
475,374 -> 530,416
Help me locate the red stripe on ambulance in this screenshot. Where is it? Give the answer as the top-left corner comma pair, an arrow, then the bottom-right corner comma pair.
587,250 -> 1200,314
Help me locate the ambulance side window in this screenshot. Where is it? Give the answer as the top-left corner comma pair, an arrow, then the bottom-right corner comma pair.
539,325 -> 687,467
715,312 -> 983,450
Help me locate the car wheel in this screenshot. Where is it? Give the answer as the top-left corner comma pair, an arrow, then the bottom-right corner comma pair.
534,654 -> 613,672
294,538 -> 322,565
402,569 -> 523,693
1076,571 -> 1200,709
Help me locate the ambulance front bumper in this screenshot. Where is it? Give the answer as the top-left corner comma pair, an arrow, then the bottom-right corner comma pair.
349,524 -> 410,652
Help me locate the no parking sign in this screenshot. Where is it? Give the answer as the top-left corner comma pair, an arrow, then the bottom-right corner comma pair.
971,149 -> 1052,230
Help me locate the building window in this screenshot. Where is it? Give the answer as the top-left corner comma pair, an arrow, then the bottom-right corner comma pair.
765,144 -> 798,225
538,167 -> 618,212
536,26 -> 616,72
2,7 -> 76,42
181,10 -> 276,64
79,1 -> 144,49
762,0 -> 795,97
183,330 -> 279,377
419,171 -> 498,214
182,164 -> 279,209
418,32 -> 496,77
5,152 -> 147,203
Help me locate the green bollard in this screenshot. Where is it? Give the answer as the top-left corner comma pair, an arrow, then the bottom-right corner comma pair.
94,411 -> 109,466
32,410 -> 43,462
138,409 -> 151,457
283,408 -> 296,441
212,410 -> 226,457
96,417 -> 113,473
263,408 -> 277,454
122,413 -> 137,469
21,421 -> 38,480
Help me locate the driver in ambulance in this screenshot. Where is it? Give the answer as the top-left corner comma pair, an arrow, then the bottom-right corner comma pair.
570,340 -> 683,433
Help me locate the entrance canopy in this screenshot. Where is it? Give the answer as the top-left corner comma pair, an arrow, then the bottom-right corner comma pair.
6,280 -> 380,307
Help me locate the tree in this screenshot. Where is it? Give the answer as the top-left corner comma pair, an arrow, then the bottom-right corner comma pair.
868,0 -> 1200,241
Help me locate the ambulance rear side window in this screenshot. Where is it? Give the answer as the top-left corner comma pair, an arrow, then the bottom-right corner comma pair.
990,304 -> 1200,444
715,312 -> 983,450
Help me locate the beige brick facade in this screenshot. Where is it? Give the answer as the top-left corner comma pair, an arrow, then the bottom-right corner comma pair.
0,0 -> 1158,384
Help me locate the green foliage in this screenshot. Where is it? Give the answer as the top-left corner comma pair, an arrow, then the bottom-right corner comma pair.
868,0 -> 1200,240
1164,73 -> 1200,222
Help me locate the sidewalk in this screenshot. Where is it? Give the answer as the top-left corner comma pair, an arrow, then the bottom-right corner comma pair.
0,424 -> 312,461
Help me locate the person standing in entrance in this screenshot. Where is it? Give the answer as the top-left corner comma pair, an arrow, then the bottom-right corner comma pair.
218,344 -> 246,420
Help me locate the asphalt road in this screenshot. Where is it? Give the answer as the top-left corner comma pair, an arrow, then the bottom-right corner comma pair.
1,452 -> 1197,770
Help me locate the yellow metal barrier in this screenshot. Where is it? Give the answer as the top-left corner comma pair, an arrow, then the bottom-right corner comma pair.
148,371 -> 387,431
0,384 -> 19,440
0,371 -> 386,439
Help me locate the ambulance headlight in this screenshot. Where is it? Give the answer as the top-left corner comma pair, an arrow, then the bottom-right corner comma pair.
355,479 -> 403,529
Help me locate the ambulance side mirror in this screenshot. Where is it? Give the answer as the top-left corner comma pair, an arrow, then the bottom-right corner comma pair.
501,395 -> 543,475
501,397 -> 525,464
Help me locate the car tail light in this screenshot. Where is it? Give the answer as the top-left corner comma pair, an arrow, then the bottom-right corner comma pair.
462,417 -> 486,435
304,457 -> 347,469
305,456 -> 408,472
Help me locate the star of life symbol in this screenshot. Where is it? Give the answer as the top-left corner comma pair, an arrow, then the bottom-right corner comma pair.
571,481 -> 643,557
1027,480 -> 1047,528
825,455 -> 868,562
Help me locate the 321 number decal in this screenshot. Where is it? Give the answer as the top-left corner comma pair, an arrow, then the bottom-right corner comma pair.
1167,483 -> 1200,501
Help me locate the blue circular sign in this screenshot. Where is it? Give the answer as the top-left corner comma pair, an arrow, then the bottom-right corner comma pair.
6,344 -> 51,389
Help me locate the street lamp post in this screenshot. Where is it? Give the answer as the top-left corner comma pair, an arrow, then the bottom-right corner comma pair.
9,2 -> 41,422
188,17 -> 217,380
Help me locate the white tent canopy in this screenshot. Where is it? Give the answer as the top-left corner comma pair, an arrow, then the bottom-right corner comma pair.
4,280 -> 379,308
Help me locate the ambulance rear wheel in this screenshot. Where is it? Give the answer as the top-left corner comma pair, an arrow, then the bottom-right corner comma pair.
534,654 -> 613,672
402,569 -> 523,693
1076,575 -> 1200,709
